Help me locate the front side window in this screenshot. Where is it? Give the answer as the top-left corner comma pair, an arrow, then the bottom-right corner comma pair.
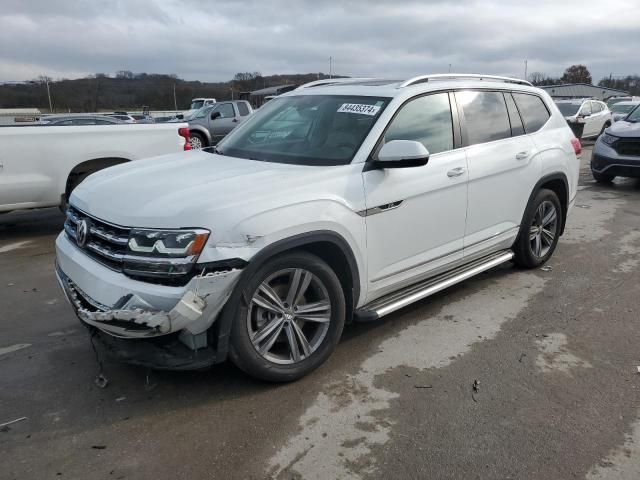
457,90 -> 511,145
214,103 -> 235,118
592,102 -> 604,113
579,102 -> 592,116
383,92 -> 453,155
217,95 -> 390,165
513,93 -> 551,133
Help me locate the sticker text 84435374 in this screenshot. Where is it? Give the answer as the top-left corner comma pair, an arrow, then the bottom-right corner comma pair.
337,103 -> 381,116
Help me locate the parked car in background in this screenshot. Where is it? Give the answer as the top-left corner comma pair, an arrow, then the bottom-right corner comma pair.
555,99 -> 612,139
591,104 -> 640,182
182,98 -> 217,119
0,122 -> 190,213
610,101 -> 640,122
187,100 -> 253,148
131,113 -> 155,124
606,96 -> 640,108
107,112 -> 137,123
55,74 -> 580,382
41,115 -> 124,126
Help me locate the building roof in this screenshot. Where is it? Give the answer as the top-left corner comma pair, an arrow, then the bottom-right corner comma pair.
0,108 -> 41,116
540,83 -> 629,98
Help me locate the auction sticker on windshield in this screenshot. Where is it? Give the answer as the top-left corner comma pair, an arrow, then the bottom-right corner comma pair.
337,103 -> 381,116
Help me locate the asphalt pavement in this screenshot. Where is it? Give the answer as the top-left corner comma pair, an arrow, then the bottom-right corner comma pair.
2,145 -> 640,480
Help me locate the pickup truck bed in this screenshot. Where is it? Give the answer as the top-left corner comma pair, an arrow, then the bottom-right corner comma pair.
0,123 -> 189,213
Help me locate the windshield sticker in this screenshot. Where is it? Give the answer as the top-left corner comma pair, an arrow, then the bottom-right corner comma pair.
337,103 -> 381,116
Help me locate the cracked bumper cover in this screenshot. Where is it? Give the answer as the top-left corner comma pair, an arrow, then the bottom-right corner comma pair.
55,232 -> 242,341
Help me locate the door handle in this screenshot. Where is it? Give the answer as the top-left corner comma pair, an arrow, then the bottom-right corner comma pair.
515,151 -> 529,160
447,167 -> 466,178
232,118 -> 238,123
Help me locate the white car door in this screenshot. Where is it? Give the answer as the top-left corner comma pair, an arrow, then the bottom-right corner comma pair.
456,90 -> 541,258
581,101 -> 599,137
362,92 -> 468,300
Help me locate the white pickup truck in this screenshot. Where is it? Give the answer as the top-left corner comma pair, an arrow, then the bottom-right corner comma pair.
0,123 -> 190,213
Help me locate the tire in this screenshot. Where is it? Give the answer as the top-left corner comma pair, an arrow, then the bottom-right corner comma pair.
61,171 -> 92,212
229,251 -> 346,382
599,121 -> 611,135
592,170 -> 615,183
189,132 -> 206,149
513,189 -> 563,268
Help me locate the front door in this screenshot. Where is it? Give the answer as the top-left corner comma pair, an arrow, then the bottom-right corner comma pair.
209,103 -> 238,142
362,92 -> 468,301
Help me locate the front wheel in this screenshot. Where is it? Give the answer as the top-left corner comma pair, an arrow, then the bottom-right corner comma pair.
229,251 -> 346,382
513,189 -> 562,268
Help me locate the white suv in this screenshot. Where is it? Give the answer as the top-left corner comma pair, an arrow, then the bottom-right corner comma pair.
55,74 -> 581,381
555,98 -> 612,139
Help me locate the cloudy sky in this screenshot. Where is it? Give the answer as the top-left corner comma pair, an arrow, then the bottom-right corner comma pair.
1,0 -> 638,83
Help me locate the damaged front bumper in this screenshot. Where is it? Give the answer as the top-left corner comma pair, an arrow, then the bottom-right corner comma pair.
55,232 -> 243,366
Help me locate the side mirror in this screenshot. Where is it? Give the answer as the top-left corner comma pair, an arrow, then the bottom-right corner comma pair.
372,140 -> 430,169
211,111 -> 222,120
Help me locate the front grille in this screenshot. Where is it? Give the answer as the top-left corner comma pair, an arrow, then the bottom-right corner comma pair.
64,206 -> 130,271
615,139 -> 640,157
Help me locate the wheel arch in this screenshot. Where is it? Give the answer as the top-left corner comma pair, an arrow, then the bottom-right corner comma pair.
525,172 -> 569,235
212,230 -> 361,361
189,126 -> 211,145
65,157 -> 130,199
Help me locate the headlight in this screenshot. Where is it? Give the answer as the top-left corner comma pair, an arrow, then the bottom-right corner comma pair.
600,133 -> 618,146
124,228 -> 210,279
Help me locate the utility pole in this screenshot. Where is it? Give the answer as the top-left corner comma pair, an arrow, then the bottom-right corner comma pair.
524,60 -> 528,80
329,56 -> 332,79
448,64 -> 452,73
173,83 -> 177,110
45,78 -> 53,112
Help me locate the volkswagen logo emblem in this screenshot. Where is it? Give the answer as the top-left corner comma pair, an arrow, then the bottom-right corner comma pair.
76,219 -> 91,248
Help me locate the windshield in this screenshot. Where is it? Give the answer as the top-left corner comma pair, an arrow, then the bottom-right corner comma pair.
190,100 -> 205,110
626,105 -> 640,122
556,103 -> 581,116
216,95 -> 390,165
611,103 -> 638,114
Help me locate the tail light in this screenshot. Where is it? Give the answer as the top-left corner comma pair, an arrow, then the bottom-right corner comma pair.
178,127 -> 191,151
571,137 -> 582,156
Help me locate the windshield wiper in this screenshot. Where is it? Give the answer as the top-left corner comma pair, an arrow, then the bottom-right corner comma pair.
212,146 -> 224,155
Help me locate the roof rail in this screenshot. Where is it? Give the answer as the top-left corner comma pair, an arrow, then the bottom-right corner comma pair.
400,74 -> 532,88
296,78 -> 376,89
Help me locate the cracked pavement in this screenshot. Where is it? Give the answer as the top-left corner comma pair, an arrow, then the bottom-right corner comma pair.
1,146 -> 640,479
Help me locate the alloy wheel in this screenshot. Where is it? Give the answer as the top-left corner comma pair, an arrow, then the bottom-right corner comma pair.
529,200 -> 558,258
247,268 -> 331,365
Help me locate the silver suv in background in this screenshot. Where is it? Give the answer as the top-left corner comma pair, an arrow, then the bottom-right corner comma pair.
610,101 -> 640,123
555,99 -> 612,139
187,100 -> 254,148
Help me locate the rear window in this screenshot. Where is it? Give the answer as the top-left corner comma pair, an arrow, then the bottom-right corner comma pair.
556,103 -> 581,116
513,93 -> 550,133
237,102 -> 250,116
456,90 -> 511,145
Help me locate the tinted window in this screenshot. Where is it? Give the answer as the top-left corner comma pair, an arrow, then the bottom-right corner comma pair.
504,93 -> 525,136
383,93 -> 453,155
457,91 -> 511,145
513,93 -> 551,132
214,103 -> 235,118
237,102 -> 250,116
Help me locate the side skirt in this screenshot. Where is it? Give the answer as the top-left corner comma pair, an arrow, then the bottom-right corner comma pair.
354,250 -> 514,322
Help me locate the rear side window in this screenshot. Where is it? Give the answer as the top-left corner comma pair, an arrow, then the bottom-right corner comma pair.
512,93 -> 551,133
237,102 -> 250,116
384,92 -> 454,155
504,93 -> 525,136
457,90 -> 511,145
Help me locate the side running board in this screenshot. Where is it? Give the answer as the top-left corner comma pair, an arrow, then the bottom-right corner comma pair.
354,250 -> 514,322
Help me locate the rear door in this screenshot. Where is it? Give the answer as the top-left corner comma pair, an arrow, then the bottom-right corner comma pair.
456,90 -> 538,259
208,102 -> 238,142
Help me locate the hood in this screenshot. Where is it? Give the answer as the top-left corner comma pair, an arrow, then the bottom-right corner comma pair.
70,151 -> 355,229
606,120 -> 640,138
